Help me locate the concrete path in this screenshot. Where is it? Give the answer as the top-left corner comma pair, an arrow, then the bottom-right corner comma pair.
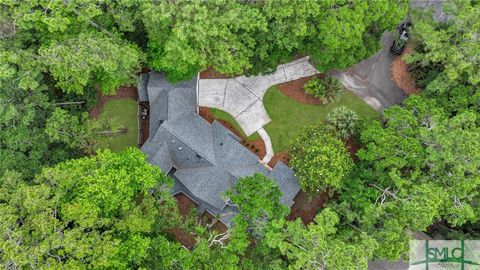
198,57 -> 319,137
258,128 -> 274,164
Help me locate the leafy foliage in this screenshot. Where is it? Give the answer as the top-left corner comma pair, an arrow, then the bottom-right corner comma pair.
304,75 -> 343,103
141,0 -> 408,79
0,148 -> 172,269
332,95 -> 480,260
226,173 -> 289,238
326,106 -> 360,139
407,0 -> 480,117
291,125 -> 354,194
40,32 -> 141,94
266,208 -> 377,270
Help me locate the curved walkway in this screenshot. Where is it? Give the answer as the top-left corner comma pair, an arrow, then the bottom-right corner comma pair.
258,128 -> 274,165
198,57 -> 319,137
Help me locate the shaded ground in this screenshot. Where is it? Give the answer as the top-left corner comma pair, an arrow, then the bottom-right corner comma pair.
268,152 -> 290,168
287,191 -> 329,225
168,193 -> 228,249
90,86 -> 138,118
138,102 -> 149,146
391,47 -> 421,95
167,193 -> 198,249
264,86 -> 379,152
92,99 -> 138,152
345,136 -> 361,163
199,67 -> 232,79
199,107 -> 266,160
200,212 -> 228,233
276,74 -> 323,105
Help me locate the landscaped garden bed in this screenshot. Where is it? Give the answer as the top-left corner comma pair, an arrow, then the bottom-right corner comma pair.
391,47 -> 421,95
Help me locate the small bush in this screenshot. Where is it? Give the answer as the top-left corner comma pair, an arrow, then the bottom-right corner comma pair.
304,77 -> 325,98
326,106 -> 359,139
303,75 -> 343,104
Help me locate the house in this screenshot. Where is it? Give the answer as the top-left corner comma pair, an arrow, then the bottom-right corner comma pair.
139,72 -> 300,226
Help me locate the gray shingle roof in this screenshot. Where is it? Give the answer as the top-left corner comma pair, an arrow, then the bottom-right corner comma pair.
140,71 -> 300,226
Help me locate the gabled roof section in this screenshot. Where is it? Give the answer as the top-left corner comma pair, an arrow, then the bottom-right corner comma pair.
163,114 -> 216,165
139,71 -> 301,226
269,162 -> 301,207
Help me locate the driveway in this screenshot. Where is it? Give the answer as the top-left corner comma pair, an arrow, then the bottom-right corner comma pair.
198,56 -> 318,136
330,31 -> 407,112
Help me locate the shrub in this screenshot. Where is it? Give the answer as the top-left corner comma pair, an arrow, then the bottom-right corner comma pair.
290,125 -> 353,194
303,75 -> 343,104
326,106 -> 359,139
304,77 -> 325,98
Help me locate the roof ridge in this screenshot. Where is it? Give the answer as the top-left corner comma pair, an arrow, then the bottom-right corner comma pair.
163,115 -> 217,165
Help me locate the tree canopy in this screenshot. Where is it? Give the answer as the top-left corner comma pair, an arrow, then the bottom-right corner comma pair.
291,126 -> 354,194
330,95 -> 480,260
0,148 -> 172,269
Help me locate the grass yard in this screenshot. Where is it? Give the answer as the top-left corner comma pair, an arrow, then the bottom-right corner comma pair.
93,99 -> 138,152
264,86 -> 379,152
210,108 -> 260,141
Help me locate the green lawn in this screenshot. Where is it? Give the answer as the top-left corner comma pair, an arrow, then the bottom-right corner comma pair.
264,86 -> 379,152
210,108 -> 260,141
93,99 -> 138,152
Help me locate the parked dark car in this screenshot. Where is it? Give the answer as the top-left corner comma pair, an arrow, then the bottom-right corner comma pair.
390,21 -> 412,55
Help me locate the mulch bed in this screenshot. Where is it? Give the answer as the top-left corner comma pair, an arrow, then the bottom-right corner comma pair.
391,47 -> 421,95
268,152 -> 291,168
276,74 -> 323,105
167,193 -> 198,249
89,86 -> 138,118
199,67 -> 232,79
169,193 -> 229,248
344,136 -> 361,163
287,190 -> 329,225
200,212 -> 228,233
198,107 -> 266,160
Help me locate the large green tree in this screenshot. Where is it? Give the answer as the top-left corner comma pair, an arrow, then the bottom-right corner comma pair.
1,0 -> 143,95
39,32 -> 142,94
333,95 -> 480,259
291,125 -> 354,194
266,208 -> 377,270
407,0 -> 480,117
141,0 -> 265,81
141,0 -> 407,79
0,148 -> 172,269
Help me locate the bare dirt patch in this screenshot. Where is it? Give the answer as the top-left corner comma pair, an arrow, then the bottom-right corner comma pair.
345,136 -> 361,163
200,212 -> 228,233
276,74 -> 323,105
199,67 -> 232,79
268,152 -> 291,168
167,193 -> 198,249
287,190 -> 329,225
391,47 -> 421,95
199,107 -> 266,160
90,86 -> 138,118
